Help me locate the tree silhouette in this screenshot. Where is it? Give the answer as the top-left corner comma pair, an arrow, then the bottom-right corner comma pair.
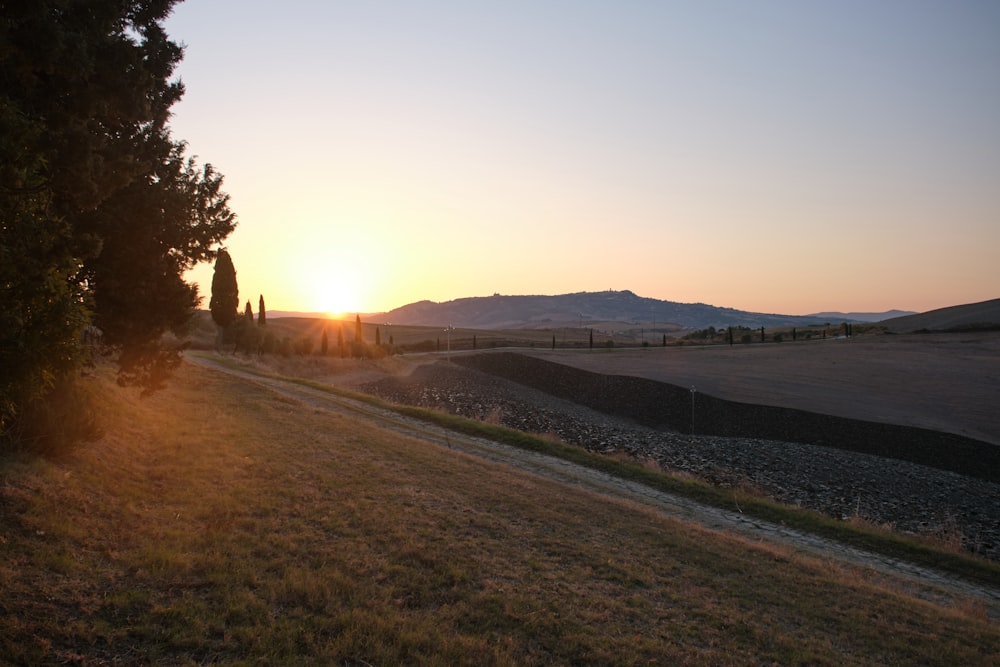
355,315 -> 363,342
321,328 -> 329,356
258,295 -> 267,327
1,0 -> 235,440
235,300 -> 260,355
210,250 -> 239,330
375,327 -> 382,347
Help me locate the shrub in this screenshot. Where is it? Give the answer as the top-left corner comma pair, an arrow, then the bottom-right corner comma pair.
235,319 -> 261,354
261,331 -> 278,355
295,337 -> 314,356
2,375 -> 103,456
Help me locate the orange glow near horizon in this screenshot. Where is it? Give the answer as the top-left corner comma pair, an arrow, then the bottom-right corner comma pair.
169,3 -> 1000,319
301,262 -> 365,317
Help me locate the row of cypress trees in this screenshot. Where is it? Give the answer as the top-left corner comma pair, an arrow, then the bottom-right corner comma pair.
208,250 -> 383,358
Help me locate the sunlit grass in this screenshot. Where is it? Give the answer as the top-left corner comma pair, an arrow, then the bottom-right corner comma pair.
215,352 -> 1000,590
1,361 -> 997,665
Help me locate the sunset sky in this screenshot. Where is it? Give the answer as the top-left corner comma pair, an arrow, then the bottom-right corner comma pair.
165,1 -> 999,317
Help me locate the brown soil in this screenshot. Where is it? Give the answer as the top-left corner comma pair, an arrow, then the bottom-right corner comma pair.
521,332 -> 1000,446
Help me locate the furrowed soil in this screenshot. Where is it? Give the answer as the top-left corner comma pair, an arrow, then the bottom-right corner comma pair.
525,332 -> 1000,446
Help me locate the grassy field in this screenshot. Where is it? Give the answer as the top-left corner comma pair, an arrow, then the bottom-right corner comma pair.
1,361 -> 998,665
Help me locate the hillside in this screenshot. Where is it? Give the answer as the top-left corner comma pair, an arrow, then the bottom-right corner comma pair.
808,309 -> 915,322
382,290 -> 886,330
881,298 -> 1000,333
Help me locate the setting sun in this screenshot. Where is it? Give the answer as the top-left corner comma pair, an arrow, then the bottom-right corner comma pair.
308,268 -> 363,316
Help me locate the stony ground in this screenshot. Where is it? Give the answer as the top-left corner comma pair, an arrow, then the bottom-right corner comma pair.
362,360 -> 1000,561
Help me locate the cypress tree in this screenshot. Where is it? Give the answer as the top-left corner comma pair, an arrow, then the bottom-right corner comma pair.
258,295 -> 266,326
355,314 -> 363,342
375,327 -> 382,347
244,301 -> 253,322
321,328 -> 329,356
210,249 -> 239,329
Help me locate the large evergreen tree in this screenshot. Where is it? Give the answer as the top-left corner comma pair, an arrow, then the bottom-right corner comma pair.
209,249 -> 239,329
1,0 -> 236,439
258,295 -> 266,327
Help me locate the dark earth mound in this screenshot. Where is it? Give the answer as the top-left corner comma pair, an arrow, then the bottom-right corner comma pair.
454,352 -> 1000,483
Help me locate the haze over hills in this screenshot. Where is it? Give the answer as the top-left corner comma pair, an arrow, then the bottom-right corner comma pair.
258,293 -> 1000,333
372,291 -> 913,331
806,310 -> 916,323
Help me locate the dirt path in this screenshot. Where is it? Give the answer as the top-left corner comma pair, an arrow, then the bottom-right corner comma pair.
188,355 -> 1000,620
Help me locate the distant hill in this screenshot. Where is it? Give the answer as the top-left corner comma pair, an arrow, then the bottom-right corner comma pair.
381,291 -> 873,330
880,298 -> 1000,333
807,309 -> 915,323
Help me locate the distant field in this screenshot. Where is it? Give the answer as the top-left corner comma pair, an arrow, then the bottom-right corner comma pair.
522,332 -> 1000,446
186,311 -> 999,445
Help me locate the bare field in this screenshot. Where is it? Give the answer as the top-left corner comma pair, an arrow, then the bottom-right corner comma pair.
521,333 -> 1000,446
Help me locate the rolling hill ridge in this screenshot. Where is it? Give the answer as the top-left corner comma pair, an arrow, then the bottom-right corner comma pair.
379,290 -> 911,330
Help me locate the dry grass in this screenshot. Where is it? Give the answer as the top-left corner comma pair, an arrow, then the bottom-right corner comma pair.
1,361 -> 998,665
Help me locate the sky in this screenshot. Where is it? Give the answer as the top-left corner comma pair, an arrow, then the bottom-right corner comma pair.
164,1 -> 1000,317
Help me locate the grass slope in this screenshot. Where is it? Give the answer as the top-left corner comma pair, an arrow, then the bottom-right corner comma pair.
1,362 -> 997,665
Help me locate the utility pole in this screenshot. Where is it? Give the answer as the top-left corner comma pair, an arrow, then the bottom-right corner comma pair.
690,386 -> 697,433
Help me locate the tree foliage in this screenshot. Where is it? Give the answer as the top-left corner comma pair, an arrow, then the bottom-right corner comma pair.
1,0 -> 236,440
209,249 -> 239,329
